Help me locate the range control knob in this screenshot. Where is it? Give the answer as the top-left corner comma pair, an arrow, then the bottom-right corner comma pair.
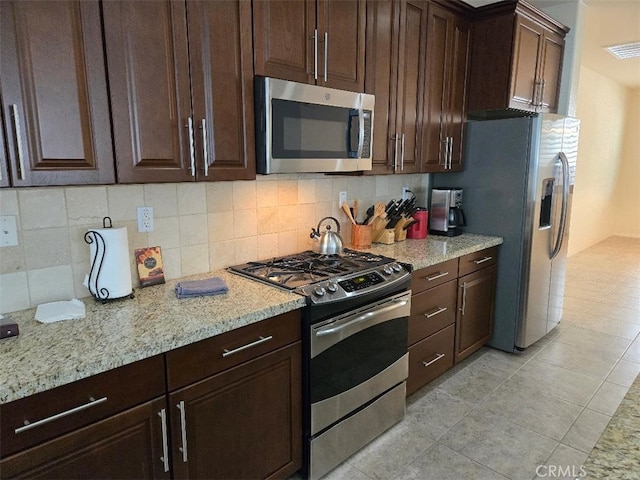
382,265 -> 393,275
313,286 -> 326,297
392,263 -> 403,272
326,282 -> 338,293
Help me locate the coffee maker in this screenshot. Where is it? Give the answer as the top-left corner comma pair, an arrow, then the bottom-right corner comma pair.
429,187 -> 466,236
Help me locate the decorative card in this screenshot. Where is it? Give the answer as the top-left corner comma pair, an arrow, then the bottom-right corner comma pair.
135,246 -> 165,287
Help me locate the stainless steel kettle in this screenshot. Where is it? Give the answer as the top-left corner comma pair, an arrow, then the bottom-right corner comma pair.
310,217 -> 344,255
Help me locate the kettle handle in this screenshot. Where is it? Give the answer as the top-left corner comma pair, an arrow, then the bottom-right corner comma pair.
317,216 -> 341,234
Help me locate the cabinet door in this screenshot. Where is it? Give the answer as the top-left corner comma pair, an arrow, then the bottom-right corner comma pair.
317,0 -> 366,92
510,15 -> 543,111
364,0 -> 400,174
0,122 -> 9,188
103,0 -> 194,183
422,3 -> 450,172
253,0 -> 316,85
394,0 -> 428,174
0,0 -> 114,186
538,31 -> 564,113
170,343 -> 302,480
187,0 -> 256,181
0,397 -> 169,479
446,15 -> 470,171
455,264 -> 497,363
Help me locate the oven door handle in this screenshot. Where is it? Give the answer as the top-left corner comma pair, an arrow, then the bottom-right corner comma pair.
315,299 -> 409,336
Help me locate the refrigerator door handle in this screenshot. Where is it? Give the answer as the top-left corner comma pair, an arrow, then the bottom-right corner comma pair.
550,152 -> 570,259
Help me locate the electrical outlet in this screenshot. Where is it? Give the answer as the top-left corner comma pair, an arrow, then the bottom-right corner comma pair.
402,186 -> 411,200
339,191 -> 348,207
137,207 -> 154,232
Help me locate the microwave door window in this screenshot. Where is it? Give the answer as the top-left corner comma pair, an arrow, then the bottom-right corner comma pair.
272,99 -> 349,158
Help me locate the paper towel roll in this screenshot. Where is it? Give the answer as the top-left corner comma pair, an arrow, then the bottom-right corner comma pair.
85,222 -> 132,300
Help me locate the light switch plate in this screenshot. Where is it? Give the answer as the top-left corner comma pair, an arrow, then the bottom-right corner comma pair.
0,216 -> 18,247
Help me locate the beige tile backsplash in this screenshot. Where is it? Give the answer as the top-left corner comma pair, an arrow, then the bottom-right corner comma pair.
0,173 -> 430,313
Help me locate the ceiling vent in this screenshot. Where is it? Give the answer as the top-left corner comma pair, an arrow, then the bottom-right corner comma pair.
605,41 -> 640,60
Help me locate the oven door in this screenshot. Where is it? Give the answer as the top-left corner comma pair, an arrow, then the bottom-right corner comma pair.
309,290 -> 410,436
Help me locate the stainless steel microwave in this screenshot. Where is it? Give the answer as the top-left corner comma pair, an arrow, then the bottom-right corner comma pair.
254,77 -> 374,174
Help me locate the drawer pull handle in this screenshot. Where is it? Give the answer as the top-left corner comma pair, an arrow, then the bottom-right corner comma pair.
177,400 -> 188,463
473,256 -> 492,265
15,396 -> 108,434
158,408 -> 170,472
222,335 -> 273,357
422,353 -> 446,368
424,307 -> 447,319
425,271 -> 448,282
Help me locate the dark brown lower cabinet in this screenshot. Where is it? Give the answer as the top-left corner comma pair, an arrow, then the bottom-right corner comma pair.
455,263 -> 497,363
0,397 -> 169,479
169,342 -> 302,480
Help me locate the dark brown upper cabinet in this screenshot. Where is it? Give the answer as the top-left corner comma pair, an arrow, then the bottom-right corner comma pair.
364,0 -> 428,174
0,1 -> 115,187
0,118 -> 9,188
253,0 -> 366,93
422,2 -> 470,173
467,0 -> 568,116
103,0 -> 256,183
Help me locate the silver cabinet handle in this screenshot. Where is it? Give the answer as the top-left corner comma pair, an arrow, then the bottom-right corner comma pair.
222,335 -> 273,357
459,282 -> 467,315
316,299 -> 409,336
540,80 -> 546,107
422,353 -> 446,367
158,408 -> 170,473
200,118 -> 208,177
393,134 -> 399,170
15,396 -> 107,434
400,133 -> 405,170
313,29 -> 318,80
186,117 -> 195,177
177,400 -> 188,463
425,271 -> 449,282
449,137 -> 454,169
424,306 -> 447,319
10,104 -> 26,180
323,31 -> 328,83
473,256 -> 493,265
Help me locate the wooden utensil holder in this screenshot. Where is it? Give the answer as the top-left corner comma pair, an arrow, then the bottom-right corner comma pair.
370,217 -> 388,243
351,224 -> 372,249
394,217 -> 412,242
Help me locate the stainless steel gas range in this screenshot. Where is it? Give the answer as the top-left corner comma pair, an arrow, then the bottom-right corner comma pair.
229,249 -> 412,479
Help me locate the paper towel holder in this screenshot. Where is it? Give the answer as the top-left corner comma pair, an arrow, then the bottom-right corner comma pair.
84,217 -> 135,303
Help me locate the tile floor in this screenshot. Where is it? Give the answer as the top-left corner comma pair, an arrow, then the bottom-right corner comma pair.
322,236 -> 640,480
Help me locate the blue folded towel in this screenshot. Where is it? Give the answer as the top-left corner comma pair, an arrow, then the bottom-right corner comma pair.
175,277 -> 229,299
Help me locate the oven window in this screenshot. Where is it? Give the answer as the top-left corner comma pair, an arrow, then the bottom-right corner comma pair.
272,99 -> 353,158
310,317 -> 408,403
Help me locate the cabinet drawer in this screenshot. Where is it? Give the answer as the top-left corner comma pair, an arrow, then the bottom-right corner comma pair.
166,310 -> 301,390
407,324 -> 455,396
0,355 -> 165,458
411,259 -> 459,294
409,280 -> 457,345
458,246 -> 499,277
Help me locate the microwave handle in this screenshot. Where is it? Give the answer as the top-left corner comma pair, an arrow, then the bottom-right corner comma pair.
348,108 -> 364,158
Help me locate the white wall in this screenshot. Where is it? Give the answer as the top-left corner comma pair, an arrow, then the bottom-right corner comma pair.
569,66 -> 639,255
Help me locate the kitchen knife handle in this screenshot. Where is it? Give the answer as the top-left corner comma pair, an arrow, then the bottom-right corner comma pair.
10,104 -> 26,180
177,400 -> 188,463
422,353 -> 446,367
186,117 -> 195,177
15,396 -> 108,434
201,118 -> 208,177
158,408 -> 170,473
323,31 -> 328,83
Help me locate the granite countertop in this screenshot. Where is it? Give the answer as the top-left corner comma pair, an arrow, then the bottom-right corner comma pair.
584,374 -> 640,478
0,233 -> 502,405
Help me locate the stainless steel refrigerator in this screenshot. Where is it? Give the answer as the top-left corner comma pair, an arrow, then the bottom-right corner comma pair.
434,113 -> 580,352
